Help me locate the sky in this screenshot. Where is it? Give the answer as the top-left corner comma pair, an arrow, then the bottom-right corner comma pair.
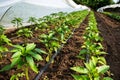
113,0 -> 119,3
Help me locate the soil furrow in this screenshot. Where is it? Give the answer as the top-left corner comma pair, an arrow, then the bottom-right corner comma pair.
95,12 -> 120,80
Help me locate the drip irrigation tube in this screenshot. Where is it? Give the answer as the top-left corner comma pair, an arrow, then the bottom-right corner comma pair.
34,14 -> 89,79
33,11 -> 89,79
34,28 -> 76,80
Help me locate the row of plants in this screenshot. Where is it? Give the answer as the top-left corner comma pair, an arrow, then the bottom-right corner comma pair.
0,10 -> 89,80
102,12 -> 120,21
39,10 -> 89,62
70,11 -> 113,80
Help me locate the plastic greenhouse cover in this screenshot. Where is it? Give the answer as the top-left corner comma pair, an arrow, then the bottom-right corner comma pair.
0,0 -> 89,28
97,3 -> 120,12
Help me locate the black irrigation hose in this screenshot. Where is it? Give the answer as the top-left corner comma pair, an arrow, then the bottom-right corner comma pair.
34,13 -> 89,80
86,54 -> 90,63
34,28 -> 76,80
34,29 -> 76,80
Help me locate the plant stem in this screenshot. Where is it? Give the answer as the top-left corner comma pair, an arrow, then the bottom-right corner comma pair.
0,53 -> 2,60
25,67 -> 29,80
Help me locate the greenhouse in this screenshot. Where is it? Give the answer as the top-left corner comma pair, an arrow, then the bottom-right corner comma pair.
0,0 -> 120,80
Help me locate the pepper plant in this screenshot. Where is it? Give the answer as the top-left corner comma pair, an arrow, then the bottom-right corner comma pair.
71,11 -> 112,80
10,72 -> 25,80
17,28 -> 33,38
40,31 -> 60,62
0,43 -> 47,80
54,24 -> 71,43
28,17 -> 38,25
11,17 -> 23,28
0,25 -> 11,59
71,56 -> 112,80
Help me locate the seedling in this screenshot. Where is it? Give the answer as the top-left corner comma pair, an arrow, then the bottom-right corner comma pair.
55,24 -> 71,43
11,17 -> 23,28
0,43 -> 47,80
0,25 -> 11,59
71,57 -> 112,80
10,72 -> 25,80
17,28 -> 33,38
28,17 -> 38,25
40,31 -> 60,62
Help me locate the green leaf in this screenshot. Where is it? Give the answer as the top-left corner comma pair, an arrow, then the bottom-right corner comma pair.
100,51 -> 107,55
91,56 -> 98,66
11,57 -> 21,67
46,55 -> 50,62
76,55 -> 85,60
11,49 -> 19,52
98,57 -> 106,64
94,77 -> 100,80
26,43 -> 36,52
84,59 -> 95,71
12,51 -> 22,58
0,46 -> 8,52
13,45 -> 24,52
10,75 -> 18,80
48,32 -> 54,38
103,77 -> 113,80
0,65 -> 11,72
71,66 -> 88,74
97,65 -> 109,74
29,51 -> 43,60
71,74 -> 89,80
51,41 -> 59,47
79,49 -> 87,55
35,48 -> 47,54
1,34 -> 11,45
17,60 -> 25,69
26,56 -> 38,73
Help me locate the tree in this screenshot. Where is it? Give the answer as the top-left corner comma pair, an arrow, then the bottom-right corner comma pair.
73,0 -> 114,10
118,0 -> 120,3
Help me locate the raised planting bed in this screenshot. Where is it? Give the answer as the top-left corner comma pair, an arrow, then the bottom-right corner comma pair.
0,10 -> 89,80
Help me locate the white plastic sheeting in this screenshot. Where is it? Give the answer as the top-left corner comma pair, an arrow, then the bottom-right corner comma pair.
0,0 -> 21,20
0,0 -> 89,28
97,4 -> 120,12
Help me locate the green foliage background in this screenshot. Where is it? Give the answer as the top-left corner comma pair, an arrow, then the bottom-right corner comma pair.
73,0 -> 114,10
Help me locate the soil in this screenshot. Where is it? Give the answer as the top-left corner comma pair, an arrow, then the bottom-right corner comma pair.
0,12 -> 120,80
104,7 -> 120,15
95,12 -> 120,80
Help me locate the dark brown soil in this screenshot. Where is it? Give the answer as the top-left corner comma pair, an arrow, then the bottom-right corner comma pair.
95,12 -> 120,80
104,7 -> 120,15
